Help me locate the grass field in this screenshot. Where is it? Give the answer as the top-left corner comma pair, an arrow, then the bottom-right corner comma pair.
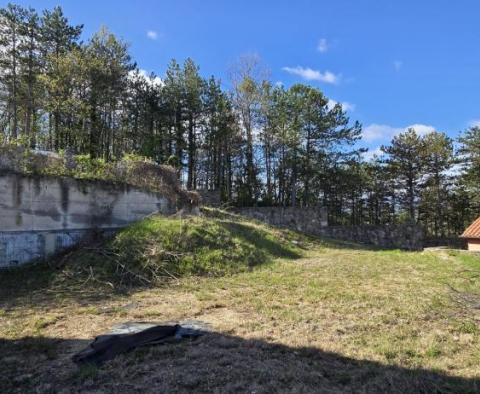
1,209 -> 480,393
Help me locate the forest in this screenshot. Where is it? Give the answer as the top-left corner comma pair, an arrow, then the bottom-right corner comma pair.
0,3 -> 479,238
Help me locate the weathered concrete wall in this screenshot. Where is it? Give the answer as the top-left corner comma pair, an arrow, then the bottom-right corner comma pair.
0,172 -> 181,267
237,206 -> 423,251
237,206 -> 328,233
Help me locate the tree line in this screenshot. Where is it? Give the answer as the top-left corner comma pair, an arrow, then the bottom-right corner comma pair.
0,3 -> 478,237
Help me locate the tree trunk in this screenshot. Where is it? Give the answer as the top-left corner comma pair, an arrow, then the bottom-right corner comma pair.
187,114 -> 195,190
11,24 -> 18,139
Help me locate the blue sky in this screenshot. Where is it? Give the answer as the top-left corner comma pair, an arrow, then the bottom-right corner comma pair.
5,0 -> 480,154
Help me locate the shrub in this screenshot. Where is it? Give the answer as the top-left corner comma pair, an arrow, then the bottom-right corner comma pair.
0,143 -> 198,205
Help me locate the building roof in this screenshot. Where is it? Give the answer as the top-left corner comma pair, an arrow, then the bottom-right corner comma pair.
461,217 -> 480,239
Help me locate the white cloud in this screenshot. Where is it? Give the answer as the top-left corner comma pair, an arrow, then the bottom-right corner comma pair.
362,123 -> 435,142
327,98 -> 355,112
147,30 -> 158,40
274,81 -> 284,87
363,124 -> 402,142
406,123 -> 435,136
129,69 -> 163,87
317,38 -> 329,53
393,60 -> 403,71
468,119 -> 480,128
363,147 -> 384,161
282,66 -> 340,84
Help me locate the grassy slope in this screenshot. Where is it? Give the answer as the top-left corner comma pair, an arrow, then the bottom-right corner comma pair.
1,209 -> 480,393
0,208 -> 307,302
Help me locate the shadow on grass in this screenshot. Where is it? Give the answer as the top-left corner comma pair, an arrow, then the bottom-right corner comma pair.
1,331 -> 478,393
0,259 -> 121,309
216,221 -> 301,259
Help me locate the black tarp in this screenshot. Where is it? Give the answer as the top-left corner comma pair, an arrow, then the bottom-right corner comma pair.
73,322 -> 207,366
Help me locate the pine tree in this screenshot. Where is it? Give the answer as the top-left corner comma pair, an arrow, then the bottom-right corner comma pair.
458,126 -> 480,215
0,3 -> 28,139
419,131 -> 454,237
85,26 -> 132,159
183,58 -> 204,190
382,128 -> 425,222
40,5 -> 82,150
163,59 -> 185,175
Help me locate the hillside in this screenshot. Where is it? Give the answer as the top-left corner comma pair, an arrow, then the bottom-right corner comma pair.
1,209 -> 480,393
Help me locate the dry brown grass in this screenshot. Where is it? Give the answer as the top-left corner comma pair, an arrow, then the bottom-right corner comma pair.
1,235 -> 480,392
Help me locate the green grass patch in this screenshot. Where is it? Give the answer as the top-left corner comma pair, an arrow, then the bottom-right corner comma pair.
104,211 -> 303,281
0,208 -> 310,300
1,211 -> 480,392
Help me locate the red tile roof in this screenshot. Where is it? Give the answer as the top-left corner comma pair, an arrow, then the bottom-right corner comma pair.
462,217 -> 480,239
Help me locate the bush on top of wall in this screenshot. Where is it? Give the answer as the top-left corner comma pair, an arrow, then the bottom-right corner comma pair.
0,143 -> 198,205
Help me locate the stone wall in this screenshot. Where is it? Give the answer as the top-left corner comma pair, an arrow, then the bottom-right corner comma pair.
316,224 -> 423,251
198,190 -> 223,207
236,206 -> 423,251
0,171 -> 191,268
236,206 -> 328,233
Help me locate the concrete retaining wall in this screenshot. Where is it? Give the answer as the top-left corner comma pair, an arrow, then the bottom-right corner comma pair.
0,172 -> 181,267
